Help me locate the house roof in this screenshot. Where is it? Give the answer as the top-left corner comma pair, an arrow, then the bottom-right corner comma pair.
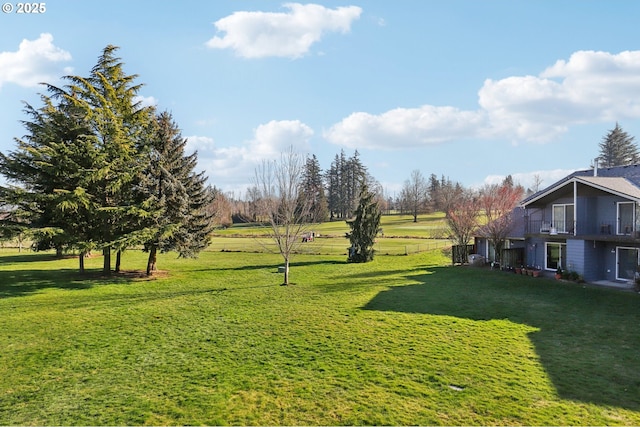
522,163 -> 640,206
575,176 -> 640,200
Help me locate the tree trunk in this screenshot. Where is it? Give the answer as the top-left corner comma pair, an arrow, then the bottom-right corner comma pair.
103,247 -> 111,276
79,251 -> 85,274
115,250 -> 121,273
283,258 -> 290,285
146,245 -> 157,276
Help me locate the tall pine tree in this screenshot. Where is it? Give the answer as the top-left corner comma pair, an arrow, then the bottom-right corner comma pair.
346,184 -> 381,263
598,123 -> 639,167
299,154 -> 328,222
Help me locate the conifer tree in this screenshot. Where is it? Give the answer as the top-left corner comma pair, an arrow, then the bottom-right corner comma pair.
299,154 -> 328,222
1,46 -> 158,275
0,88 -> 99,271
598,123 -> 639,167
346,183 -> 381,263
140,111 -> 215,275
63,45 -> 155,274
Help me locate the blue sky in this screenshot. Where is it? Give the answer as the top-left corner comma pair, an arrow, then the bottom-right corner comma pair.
2,1 -> 640,198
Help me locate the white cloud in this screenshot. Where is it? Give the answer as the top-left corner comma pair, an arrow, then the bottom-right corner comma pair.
325,105 -> 487,149
185,135 -> 216,155
189,120 -> 314,190
205,3 -> 362,58
133,95 -> 158,108
0,33 -> 72,89
326,50 -> 640,149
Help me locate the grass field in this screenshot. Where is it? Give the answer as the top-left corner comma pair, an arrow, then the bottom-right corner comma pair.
213,212 -> 449,238
0,248 -> 639,425
208,213 -> 450,256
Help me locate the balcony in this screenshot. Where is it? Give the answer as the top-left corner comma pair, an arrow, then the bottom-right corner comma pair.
526,219 -> 640,240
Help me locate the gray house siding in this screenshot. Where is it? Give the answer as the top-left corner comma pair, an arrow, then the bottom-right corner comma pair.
526,237 -> 546,270
580,240 -> 607,282
565,239 -> 584,274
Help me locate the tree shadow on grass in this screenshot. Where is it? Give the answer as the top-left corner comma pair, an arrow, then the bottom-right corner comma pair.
192,259 -> 346,273
0,268 -> 146,299
0,252 -> 65,265
362,266 -> 640,411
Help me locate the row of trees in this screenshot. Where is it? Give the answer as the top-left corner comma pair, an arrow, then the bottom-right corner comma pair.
0,46 -> 215,275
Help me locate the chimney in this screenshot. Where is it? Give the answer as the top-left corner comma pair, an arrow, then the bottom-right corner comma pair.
594,158 -> 598,177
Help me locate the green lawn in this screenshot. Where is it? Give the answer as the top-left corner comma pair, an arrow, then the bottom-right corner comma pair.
209,213 -> 450,255
1,249 -> 639,425
213,212 -> 448,238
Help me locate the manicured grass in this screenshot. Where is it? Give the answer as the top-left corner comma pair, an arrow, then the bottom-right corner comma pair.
0,249 -> 639,425
213,213 -> 448,238
209,213 -> 450,255
207,235 -> 449,256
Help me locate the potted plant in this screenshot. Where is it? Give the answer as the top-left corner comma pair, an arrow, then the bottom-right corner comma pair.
555,267 -> 563,280
515,266 -> 522,275
532,268 -> 541,278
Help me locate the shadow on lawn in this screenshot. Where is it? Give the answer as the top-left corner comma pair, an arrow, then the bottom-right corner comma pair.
362,266 -> 640,411
194,259 -> 346,273
0,268 -> 141,298
0,252 -> 65,265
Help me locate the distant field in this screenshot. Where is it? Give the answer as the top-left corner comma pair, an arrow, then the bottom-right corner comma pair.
206,235 -> 450,256
1,249 -> 639,425
209,213 -> 450,256
213,213 -> 448,238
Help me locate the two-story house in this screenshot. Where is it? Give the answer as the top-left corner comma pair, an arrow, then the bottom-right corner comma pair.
521,163 -> 640,288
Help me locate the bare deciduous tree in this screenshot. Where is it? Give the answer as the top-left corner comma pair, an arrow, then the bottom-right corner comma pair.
446,188 -> 480,263
477,182 -> 524,265
254,147 -> 313,285
400,169 -> 429,222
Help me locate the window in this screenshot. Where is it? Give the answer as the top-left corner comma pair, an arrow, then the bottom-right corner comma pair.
617,247 -> 639,281
552,204 -> 574,234
545,242 -> 566,271
617,202 -> 635,235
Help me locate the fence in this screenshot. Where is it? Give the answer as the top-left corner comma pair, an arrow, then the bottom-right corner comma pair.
206,238 -> 451,256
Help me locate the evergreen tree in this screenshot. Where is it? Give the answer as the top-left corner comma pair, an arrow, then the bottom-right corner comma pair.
140,111 -> 215,275
326,150 -> 368,220
63,45 -> 155,274
0,88 -> 100,271
598,123 -> 639,167
0,45 -> 172,275
300,154 -> 328,222
346,184 -> 381,263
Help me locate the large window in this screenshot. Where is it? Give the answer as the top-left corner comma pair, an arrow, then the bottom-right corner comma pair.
618,202 -> 635,235
552,204 -> 574,234
545,242 -> 566,271
617,247 -> 639,281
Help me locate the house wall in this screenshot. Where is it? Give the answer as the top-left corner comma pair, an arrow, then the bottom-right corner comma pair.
474,237 -> 488,259
534,194 -> 630,235
580,240 -> 607,282
565,239 -> 583,274
594,195 -> 625,234
524,237 -> 546,270
577,197 -> 594,234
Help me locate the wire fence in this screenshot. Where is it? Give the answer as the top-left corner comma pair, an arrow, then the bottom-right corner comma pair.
205,238 -> 451,256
